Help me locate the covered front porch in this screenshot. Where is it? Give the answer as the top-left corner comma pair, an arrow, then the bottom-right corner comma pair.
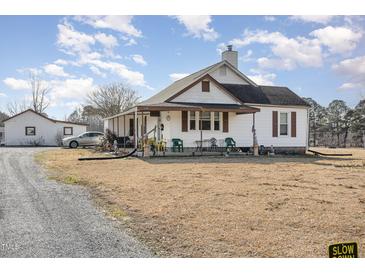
104,102 -> 260,156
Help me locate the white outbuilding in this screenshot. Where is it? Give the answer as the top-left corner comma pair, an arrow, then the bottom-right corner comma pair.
3,109 -> 88,146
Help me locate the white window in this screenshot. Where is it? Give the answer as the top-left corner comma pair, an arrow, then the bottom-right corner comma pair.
200,111 -> 211,130
214,112 -> 220,130
280,112 -> 288,136
189,111 -> 196,130
63,127 -> 73,135
25,126 -> 36,136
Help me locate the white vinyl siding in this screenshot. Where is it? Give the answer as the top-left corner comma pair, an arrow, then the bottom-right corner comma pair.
162,106 -> 308,148
170,80 -> 240,104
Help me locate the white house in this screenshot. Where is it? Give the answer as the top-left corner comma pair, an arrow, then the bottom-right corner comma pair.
104,46 -> 310,154
3,109 -> 88,146
0,126 -> 4,145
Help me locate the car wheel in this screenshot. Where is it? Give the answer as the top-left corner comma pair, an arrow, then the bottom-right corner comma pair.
69,141 -> 78,149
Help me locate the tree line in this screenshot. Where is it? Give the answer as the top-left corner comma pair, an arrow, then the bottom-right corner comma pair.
303,98 -> 365,148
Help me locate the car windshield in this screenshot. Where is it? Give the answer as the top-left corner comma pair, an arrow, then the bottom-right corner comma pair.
78,133 -> 88,138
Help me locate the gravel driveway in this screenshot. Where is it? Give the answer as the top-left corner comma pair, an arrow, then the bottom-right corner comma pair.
0,147 -> 152,257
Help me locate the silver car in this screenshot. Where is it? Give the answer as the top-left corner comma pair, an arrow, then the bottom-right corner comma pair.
62,131 -> 105,148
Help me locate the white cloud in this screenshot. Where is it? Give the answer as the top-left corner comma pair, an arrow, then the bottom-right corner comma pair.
50,77 -> 95,100
332,55 -> 365,91
74,16 -> 142,37
94,32 -> 118,49
216,42 -> 227,55
290,15 -> 335,24
57,21 -> 95,55
89,65 -> 106,78
131,54 -> 147,66
240,50 -> 253,62
3,77 -> 29,90
63,101 -> 82,110
86,59 -> 152,89
310,26 -> 362,54
264,16 -> 276,22
231,29 -> 323,70
44,64 -> 70,77
55,21 -> 150,89
54,59 -> 69,65
174,15 -> 219,41
257,57 -> 296,70
169,73 -> 189,82
121,36 -> 137,46
0,92 -> 7,97
247,72 -> 276,85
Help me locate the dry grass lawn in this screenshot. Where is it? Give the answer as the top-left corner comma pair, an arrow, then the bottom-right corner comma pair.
36,148 -> 365,257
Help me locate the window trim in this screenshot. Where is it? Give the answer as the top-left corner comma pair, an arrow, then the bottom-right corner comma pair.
202,80 -> 210,92
200,111 -> 211,130
63,127 -> 73,136
25,126 -> 36,136
214,112 -> 220,131
189,111 -> 196,131
279,112 -> 289,136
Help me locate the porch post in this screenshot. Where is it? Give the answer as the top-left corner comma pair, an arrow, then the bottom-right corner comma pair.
252,113 -> 258,156
112,118 -> 115,134
199,110 -> 203,155
123,114 -> 126,150
134,109 -> 137,148
117,116 -> 119,137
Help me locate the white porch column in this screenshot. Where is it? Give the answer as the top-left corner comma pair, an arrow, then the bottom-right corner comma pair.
134,109 -> 137,148
252,112 -> 258,156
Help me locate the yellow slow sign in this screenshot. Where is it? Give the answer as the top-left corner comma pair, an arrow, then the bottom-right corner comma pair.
329,242 -> 358,258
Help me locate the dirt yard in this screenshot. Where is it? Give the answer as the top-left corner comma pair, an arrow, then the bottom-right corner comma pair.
36,148 -> 365,257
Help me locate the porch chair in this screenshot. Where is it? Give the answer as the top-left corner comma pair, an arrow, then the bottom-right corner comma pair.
209,138 -> 218,151
172,138 -> 184,152
225,137 -> 236,149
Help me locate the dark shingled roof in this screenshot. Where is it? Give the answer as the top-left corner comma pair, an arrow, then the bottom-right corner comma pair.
222,84 -> 310,107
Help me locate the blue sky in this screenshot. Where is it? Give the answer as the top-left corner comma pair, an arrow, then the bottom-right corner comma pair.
0,15 -> 364,119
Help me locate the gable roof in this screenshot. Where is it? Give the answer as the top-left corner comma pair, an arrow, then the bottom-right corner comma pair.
140,60 -> 257,106
222,84 -> 310,107
139,60 -> 308,108
166,74 -> 242,104
2,109 -> 89,126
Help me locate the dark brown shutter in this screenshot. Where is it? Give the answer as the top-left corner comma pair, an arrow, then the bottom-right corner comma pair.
202,81 -> 210,92
223,112 -> 229,132
291,112 -> 297,137
272,111 -> 278,137
181,111 -> 188,132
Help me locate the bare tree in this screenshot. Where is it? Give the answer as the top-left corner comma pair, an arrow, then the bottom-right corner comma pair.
0,111 -> 9,126
7,100 -> 28,116
6,72 -> 50,116
87,83 -> 140,118
29,72 -> 50,114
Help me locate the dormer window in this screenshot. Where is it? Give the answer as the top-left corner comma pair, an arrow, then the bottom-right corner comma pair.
202,80 -> 210,92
